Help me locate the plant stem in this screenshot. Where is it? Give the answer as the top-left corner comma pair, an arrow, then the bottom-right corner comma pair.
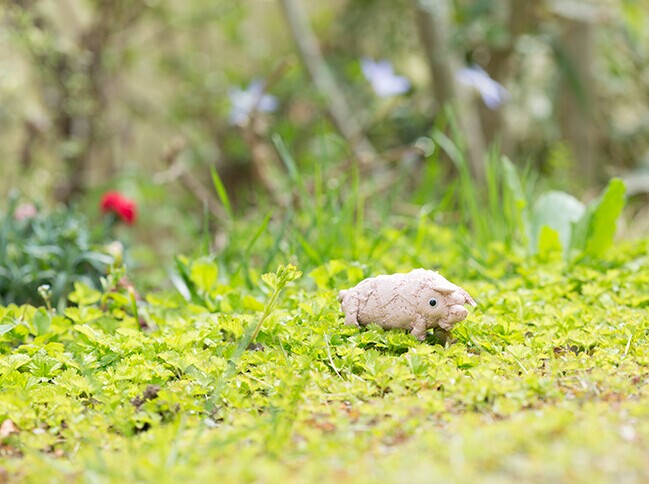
251,286 -> 282,342
128,287 -> 140,328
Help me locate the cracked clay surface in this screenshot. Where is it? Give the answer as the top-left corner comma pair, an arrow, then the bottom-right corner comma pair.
338,269 -> 476,340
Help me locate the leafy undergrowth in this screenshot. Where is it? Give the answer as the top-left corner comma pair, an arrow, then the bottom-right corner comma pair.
1,229 -> 649,483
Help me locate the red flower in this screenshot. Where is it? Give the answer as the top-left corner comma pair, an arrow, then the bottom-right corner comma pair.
100,192 -> 137,224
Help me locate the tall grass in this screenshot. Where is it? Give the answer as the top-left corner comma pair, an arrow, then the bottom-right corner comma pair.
196,115 -> 544,285
431,108 -> 538,254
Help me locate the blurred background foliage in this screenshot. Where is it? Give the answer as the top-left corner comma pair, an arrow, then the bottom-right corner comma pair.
1,0 -> 648,286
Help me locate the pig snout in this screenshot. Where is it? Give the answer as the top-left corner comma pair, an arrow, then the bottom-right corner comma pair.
438,299 -> 471,330
448,304 -> 468,322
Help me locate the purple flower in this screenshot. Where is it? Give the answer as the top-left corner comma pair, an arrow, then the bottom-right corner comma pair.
456,65 -> 509,109
360,58 -> 411,97
228,80 -> 278,126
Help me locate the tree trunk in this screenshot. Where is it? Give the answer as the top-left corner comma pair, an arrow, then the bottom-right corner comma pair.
278,0 -> 375,164
414,0 -> 486,181
555,3 -> 598,185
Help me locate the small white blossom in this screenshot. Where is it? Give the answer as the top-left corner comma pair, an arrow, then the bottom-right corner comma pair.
456,64 -> 509,109
228,80 -> 278,126
360,58 -> 410,98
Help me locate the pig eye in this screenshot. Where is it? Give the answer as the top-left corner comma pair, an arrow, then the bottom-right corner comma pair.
428,298 -> 438,307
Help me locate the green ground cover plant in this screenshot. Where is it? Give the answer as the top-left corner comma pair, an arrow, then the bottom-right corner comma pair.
1,196 -> 648,481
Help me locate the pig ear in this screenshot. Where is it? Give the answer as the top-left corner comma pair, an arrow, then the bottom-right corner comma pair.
431,281 -> 477,306
462,289 -> 477,307
431,280 -> 457,295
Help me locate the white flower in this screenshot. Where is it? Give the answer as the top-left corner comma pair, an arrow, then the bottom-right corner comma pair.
360,58 -> 411,97
456,65 -> 509,109
228,80 -> 278,126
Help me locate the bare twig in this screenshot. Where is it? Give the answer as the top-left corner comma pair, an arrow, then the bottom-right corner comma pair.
241,60 -> 292,206
158,137 -> 228,220
278,0 -> 375,164
248,59 -> 292,123
239,123 -> 288,207
180,172 -> 228,220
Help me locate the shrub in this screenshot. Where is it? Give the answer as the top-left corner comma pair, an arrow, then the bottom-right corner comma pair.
0,199 -> 114,309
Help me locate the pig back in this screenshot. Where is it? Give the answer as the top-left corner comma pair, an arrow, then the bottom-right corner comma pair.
355,274 -> 416,329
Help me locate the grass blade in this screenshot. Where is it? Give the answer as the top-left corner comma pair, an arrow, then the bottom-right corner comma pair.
211,167 -> 233,219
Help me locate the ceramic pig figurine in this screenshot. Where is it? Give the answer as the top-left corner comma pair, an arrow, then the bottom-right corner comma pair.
338,269 -> 476,341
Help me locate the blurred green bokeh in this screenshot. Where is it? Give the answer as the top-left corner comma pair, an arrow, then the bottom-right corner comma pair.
1,0 -> 648,264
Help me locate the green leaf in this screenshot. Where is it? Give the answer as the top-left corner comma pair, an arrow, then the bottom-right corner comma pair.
276,264 -> 301,286
0,322 -> 16,336
68,281 -> 101,306
102,292 -> 130,307
33,308 -> 52,335
576,178 -> 627,258
261,272 -> 277,289
0,354 -> 31,374
242,295 -> 265,312
502,157 -> 531,246
65,307 -> 103,325
74,324 -> 109,346
531,191 -> 585,258
309,265 -> 331,290
173,256 -> 205,306
211,167 -> 233,219
28,351 -> 63,378
272,133 -> 300,185
244,211 -> 272,259
190,258 -> 219,293
537,226 -> 562,259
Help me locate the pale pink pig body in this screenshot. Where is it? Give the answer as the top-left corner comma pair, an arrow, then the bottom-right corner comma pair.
338,269 -> 476,341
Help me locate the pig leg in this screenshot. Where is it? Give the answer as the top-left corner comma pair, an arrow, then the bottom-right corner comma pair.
410,316 -> 428,341
341,295 -> 360,327
344,312 -> 359,327
433,328 -> 454,345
